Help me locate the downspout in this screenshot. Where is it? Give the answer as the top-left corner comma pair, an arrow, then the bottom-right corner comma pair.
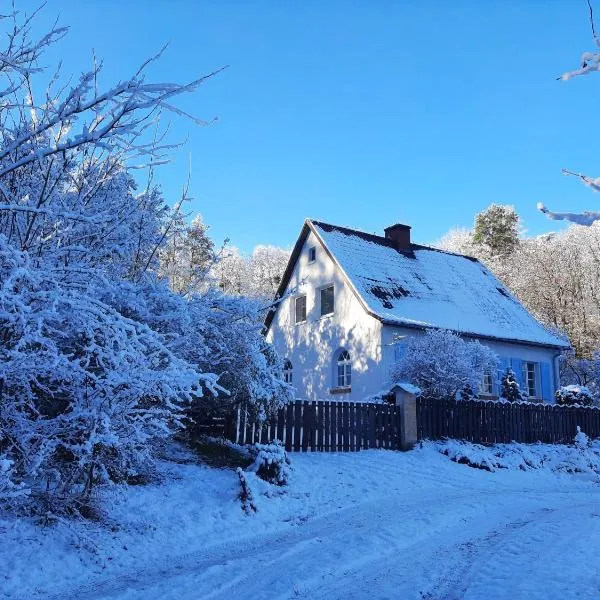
552,351 -> 562,401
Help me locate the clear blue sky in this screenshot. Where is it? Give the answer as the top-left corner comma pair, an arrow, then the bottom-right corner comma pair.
23,0 -> 600,252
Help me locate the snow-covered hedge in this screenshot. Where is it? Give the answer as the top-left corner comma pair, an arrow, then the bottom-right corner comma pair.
555,385 -> 594,407
436,429 -> 600,475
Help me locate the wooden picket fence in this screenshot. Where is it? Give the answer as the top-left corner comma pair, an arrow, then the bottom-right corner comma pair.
229,400 -> 403,452
417,397 -> 600,444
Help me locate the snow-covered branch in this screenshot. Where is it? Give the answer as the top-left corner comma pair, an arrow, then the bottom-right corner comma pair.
537,202 -> 600,226
540,4 -> 600,225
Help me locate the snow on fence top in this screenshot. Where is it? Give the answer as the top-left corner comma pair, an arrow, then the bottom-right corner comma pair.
311,220 -> 567,348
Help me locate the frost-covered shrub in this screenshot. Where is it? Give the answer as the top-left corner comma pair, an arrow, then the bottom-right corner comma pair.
555,385 -> 594,407
248,442 -> 292,486
574,426 -> 591,451
0,239 -> 218,516
500,368 -> 525,402
391,329 -> 498,401
559,353 -> 599,401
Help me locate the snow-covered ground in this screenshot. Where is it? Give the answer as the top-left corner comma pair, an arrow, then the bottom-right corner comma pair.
2,441 -> 600,600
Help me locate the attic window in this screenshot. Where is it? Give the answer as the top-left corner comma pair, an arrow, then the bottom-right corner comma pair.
308,246 -> 316,263
320,285 -> 334,316
295,295 -> 307,324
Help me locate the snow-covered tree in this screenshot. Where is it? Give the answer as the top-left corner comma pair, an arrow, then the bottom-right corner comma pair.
473,204 -> 520,258
390,329 -> 499,401
435,227 -> 479,257
0,7 -> 291,518
247,245 -> 291,300
160,213 -> 215,294
207,244 -> 290,300
500,368 -> 524,402
212,245 -> 248,295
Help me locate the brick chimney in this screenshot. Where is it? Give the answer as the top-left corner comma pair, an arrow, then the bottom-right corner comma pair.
384,223 -> 411,249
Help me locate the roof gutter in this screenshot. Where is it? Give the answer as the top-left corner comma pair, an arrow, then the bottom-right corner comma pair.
378,317 -> 571,351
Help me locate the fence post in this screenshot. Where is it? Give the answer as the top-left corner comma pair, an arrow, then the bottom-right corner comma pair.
392,384 -> 419,450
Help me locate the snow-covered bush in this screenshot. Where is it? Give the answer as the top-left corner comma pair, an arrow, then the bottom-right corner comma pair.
556,385 -> 594,407
0,238 -> 220,516
574,426 -> 591,451
248,442 -> 292,486
435,439 -> 600,475
390,329 -> 498,401
500,368 -> 525,402
560,353 -> 598,396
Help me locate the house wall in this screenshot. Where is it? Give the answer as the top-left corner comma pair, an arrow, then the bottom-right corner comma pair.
381,326 -> 561,402
266,230 -> 385,401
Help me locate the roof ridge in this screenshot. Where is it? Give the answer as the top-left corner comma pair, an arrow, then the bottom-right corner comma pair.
308,218 -> 480,262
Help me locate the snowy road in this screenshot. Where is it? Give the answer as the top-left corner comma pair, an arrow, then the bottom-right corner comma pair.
3,446 -> 600,599
13,448 -> 596,600
83,493 -> 600,600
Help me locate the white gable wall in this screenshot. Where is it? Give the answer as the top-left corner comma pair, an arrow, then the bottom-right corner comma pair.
267,230 -> 385,401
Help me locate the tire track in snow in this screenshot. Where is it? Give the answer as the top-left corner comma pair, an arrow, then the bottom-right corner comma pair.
292,496 -> 595,600
428,502 -> 600,600
31,488 -> 504,600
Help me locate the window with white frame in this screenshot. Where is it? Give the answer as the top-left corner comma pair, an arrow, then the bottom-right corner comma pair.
320,285 -> 334,316
480,372 -> 494,396
294,295 -> 306,324
308,246 -> 316,262
336,350 -> 351,388
522,362 -> 538,398
283,360 -> 293,384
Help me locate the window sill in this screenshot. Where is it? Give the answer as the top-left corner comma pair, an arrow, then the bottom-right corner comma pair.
318,312 -> 334,321
329,386 -> 351,395
294,320 -> 307,327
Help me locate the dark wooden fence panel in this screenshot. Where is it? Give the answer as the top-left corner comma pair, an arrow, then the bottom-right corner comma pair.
228,400 -> 402,451
417,397 -> 600,444
223,397 -> 598,451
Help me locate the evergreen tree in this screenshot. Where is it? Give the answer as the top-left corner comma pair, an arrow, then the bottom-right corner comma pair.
473,204 -> 520,258
500,368 -> 524,402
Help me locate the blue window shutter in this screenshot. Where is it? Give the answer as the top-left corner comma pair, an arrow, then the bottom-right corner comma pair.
497,358 -> 510,392
541,362 -> 552,402
511,359 -> 524,389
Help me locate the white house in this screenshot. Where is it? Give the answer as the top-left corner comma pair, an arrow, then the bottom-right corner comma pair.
265,219 -> 570,403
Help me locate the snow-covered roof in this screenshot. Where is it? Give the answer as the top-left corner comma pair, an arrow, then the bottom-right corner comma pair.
307,220 -> 567,348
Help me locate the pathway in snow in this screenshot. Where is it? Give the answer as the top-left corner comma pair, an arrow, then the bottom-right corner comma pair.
27,448 -> 600,600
